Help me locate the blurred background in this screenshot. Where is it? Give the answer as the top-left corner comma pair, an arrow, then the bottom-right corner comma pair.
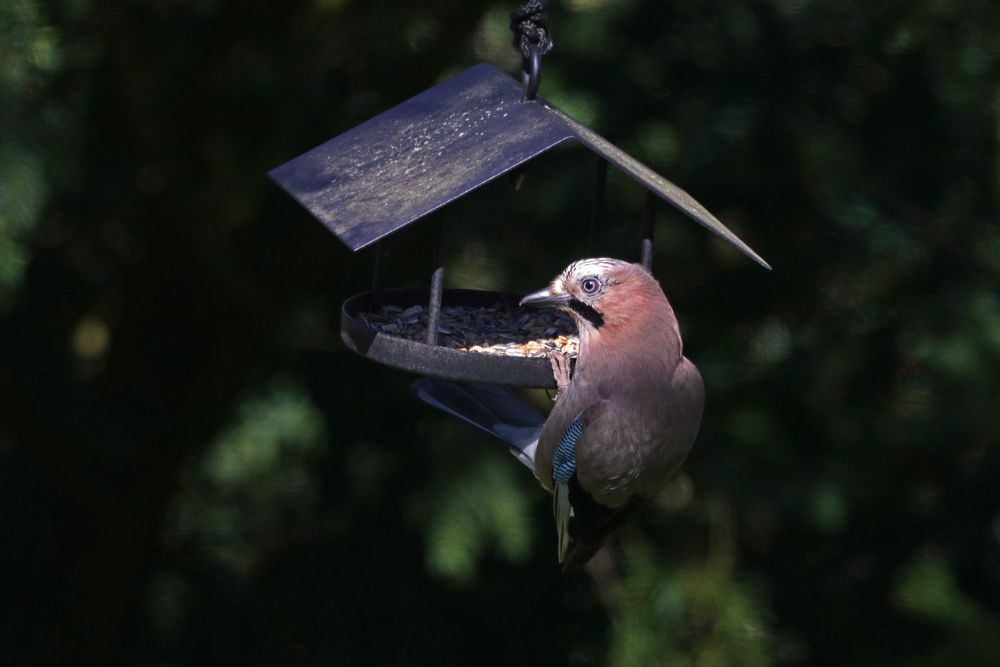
3,0 -> 1000,664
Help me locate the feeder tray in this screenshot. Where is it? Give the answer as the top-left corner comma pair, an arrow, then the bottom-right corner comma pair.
270,63 -> 769,387
342,288 -> 576,388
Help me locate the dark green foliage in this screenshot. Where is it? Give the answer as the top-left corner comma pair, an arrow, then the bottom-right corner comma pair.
2,0 -> 999,664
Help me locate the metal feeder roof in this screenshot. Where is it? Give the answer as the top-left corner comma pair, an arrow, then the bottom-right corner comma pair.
269,63 -> 769,270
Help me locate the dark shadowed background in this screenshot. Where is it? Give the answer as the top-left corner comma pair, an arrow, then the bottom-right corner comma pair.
3,0 -> 999,665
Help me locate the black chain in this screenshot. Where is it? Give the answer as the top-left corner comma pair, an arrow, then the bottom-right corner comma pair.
509,0 -> 553,100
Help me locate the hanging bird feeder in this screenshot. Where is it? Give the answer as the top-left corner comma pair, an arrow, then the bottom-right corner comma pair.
268,2 -> 769,389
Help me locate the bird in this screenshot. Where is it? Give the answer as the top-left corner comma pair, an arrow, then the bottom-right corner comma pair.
413,258 -> 704,571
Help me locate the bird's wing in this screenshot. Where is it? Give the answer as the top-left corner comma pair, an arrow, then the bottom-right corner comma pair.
552,412 -> 585,563
562,359 -> 704,570
554,483 -> 573,563
534,374 -> 608,491
411,378 -> 544,468
553,400 -> 644,573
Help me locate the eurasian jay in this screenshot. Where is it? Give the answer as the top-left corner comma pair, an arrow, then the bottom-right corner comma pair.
413,258 -> 704,571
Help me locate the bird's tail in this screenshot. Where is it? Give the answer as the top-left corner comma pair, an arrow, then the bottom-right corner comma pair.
561,488 -> 644,573
411,378 -> 544,468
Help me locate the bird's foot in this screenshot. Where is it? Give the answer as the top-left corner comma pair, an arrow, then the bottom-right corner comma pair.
549,351 -> 572,398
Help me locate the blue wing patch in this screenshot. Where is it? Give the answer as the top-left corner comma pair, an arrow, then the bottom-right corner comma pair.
552,415 -> 584,485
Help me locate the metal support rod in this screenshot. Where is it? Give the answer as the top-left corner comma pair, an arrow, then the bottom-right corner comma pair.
426,219 -> 445,346
641,190 -> 656,271
372,240 -> 387,306
590,157 -> 608,255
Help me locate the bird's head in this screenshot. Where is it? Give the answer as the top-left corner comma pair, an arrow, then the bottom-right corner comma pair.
519,258 -> 674,339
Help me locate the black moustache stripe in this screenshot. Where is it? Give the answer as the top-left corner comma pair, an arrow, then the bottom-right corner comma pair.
568,299 -> 605,328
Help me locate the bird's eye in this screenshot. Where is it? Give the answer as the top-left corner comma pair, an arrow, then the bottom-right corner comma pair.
580,277 -> 601,294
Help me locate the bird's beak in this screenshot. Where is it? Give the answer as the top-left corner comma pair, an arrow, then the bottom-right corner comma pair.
519,286 -> 571,308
